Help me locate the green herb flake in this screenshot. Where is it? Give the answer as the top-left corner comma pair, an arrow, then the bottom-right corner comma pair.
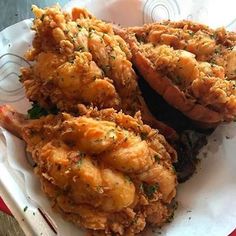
68,58 -> 74,63
125,175 -> 132,183
77,158 -> 83,168
172,165 -> 176,173
27,103 -> 48,119
188,31 -> 195,36
173,76 -> 181,85
142,183 -> 159,199
132,217 -> 138,224
23,206 -> 28,212
107,129 -> 116,140
209,58 -> 217,65
140,132 -> 148,140
110,55 -> 116,60
214,47 -> 221,54
76,45 -> 85,52
209,33 -> 217,39
154,154 -> 160,162
78,151 -> 86,158
88,30 -> 93,38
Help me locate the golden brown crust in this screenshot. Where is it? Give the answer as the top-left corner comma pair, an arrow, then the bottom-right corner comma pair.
21,5 -> 177,140
0,105 -> 177,235
114,24 -> 236,126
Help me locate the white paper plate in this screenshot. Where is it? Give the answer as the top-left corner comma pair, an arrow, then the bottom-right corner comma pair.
0,1 -> 236,236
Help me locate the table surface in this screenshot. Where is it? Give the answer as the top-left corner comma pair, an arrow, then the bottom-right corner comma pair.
0,1 -> 68,234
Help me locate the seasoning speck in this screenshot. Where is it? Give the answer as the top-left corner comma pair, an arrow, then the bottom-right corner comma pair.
23,206 -> 28,212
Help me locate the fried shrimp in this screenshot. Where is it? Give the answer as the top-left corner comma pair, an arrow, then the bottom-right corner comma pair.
20,5 -> 176,139
0,105 -> 177,235
114,21 -> 236,126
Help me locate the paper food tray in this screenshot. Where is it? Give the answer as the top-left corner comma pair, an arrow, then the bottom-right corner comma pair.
0,1 -> 236,236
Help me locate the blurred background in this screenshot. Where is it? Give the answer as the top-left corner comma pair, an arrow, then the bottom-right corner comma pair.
0,0 -> 68,30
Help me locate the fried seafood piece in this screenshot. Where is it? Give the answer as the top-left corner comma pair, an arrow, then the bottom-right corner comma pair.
124,21 -> 236,80
20,5 -> 176,139
0,105 -> 177,235
114,23 -> 236,126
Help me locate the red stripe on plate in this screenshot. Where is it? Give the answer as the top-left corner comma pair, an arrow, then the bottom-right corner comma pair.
0,197 -> 12,215
229,229 -> 236,236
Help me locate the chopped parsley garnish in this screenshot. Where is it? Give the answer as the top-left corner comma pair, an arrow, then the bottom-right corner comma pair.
188,31 -> 195,36
27,103 -> 48,119
214,47 -> 221,54
125,175 -> 132,183
77,158 -> 83,168
107,129 -> 116,140
140,132 -> 148,140
76,45 -> 85,52
27,103 -> 58,119
209,33 -> 217,39
88,30 -> 94,38
68,57 -> 74,63
172,165 -> 176,173
78,151 -> 86,158
23,206 -> 28,212
141,183 -> 159,198
154,154 -> 160,162
173,76 -> 181,85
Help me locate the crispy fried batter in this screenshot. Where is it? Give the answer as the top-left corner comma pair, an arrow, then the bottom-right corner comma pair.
114,21 -> 236,126
20,5 -> 176,139
0,105 -> 177,235
125,21 -> 236,80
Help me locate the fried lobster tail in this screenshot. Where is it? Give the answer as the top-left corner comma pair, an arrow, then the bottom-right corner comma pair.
0,105 -> 177,235
19,5 -> 177,140
114,22 -> 236,127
